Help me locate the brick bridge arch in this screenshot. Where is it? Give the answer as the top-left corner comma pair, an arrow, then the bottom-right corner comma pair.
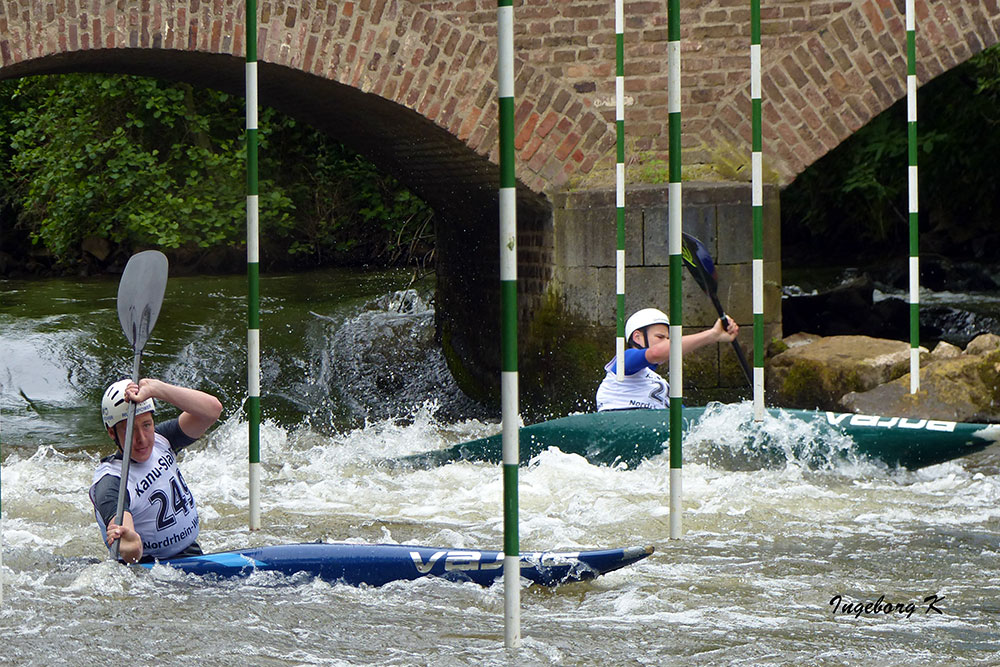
0,0 -> 605,218
0,0 -> 603,398
702,0 -> 1000,183
3,2 -> 997,196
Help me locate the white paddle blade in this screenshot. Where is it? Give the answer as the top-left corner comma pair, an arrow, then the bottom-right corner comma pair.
117,250 -> 169,350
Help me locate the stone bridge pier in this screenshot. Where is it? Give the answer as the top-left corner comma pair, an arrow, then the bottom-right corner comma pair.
436,181 -> 781,415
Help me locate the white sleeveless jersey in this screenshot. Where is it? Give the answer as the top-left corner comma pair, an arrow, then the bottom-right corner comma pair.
595,358 -> 670,411
90,434 -> 199,559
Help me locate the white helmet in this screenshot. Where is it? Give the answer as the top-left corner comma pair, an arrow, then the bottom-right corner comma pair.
102,379 -> 155,429
625,308 -> 670,343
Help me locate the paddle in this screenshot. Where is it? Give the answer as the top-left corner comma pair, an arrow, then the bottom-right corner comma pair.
680,233 -> 753,388
110,250 -> 169,560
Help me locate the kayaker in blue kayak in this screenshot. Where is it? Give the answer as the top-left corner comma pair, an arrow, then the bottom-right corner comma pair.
89,378 -> 223,563
596,308 -> 738,411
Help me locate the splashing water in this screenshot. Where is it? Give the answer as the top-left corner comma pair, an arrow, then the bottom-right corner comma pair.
684,402 -> 872,472
3,270 -> 1000,664
325,289 -> 490,422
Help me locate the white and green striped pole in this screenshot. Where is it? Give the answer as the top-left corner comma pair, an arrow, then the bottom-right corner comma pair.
667,0 -> 683,540
614,0 -> 626,380
750,0 -> 765,419
497,0 -> 521,649
1,426 -> 4,606
246,0 -> 262,531
906,0 -> 920,393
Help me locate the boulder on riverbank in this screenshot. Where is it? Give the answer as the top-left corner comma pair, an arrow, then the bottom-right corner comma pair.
766,335 -> 915,410
782,274 -> 908,339
841,334 -> 1000,423
766,332 -> 1000,423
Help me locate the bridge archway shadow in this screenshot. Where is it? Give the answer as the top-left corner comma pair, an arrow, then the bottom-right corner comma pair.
2,49 -> 552,408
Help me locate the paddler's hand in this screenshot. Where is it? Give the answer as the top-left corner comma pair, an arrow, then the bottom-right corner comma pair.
125,378 -> 158,404
121,380 -> 142,404
713,316 -> 739,343
106,517 -> 143,563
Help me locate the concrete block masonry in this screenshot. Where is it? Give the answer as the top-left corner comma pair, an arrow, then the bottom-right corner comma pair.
550,182 -> 782,395
435,181 -> 782,413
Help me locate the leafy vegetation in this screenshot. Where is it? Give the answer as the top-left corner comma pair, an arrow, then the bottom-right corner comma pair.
4,42 -> 1000,275
0,73 -> 432,272
782,45 -> 1000,265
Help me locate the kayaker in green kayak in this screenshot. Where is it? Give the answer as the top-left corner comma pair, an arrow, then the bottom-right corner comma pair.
596,308 -> 739,411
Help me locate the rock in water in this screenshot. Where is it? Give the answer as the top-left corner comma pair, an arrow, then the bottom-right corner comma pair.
766,335 -> 914,410
841,335 -> 1000,422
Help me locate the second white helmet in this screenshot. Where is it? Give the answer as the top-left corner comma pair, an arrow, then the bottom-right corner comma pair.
102,379 -> 155,429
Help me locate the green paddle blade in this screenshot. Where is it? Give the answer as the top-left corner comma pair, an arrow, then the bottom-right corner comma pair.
117,250 -> 169,351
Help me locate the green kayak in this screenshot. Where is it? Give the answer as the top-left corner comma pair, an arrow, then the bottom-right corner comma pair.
400,404 -> 1000,470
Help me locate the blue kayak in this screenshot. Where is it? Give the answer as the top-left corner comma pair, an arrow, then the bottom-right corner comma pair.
140,542 -> 654,587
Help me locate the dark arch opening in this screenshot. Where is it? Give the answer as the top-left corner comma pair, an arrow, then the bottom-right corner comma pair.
0,48 -> 554,405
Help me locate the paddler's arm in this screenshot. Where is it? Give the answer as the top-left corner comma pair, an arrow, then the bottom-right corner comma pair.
106,512 -> 143,564
93,474 -> 144,563
644,317 -> 740,365
680,317 -> 739,353
128,379 -> 223,439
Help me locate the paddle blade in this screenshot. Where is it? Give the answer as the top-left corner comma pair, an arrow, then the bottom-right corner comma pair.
681,233 -> 718,293
117,250 -> 169,350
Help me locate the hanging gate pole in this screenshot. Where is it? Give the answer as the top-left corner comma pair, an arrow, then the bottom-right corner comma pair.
245,0 -> 262,531
497,0 -> 521,649
906,0 -> 920,393
667,0 -> 683,540
751,0 -> 765,420
614,0 -> 627,380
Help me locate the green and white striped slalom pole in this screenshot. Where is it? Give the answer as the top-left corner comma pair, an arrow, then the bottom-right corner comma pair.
615,0 -> 626,380
906,0 -> 920,393
667,0 -> 683,540
751,0 -> 765,419
246,0 -> 262,531
1,424 -> 4,606
497,0 -> 520,649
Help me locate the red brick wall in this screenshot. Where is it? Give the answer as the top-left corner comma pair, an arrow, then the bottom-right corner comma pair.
412,0 -> 1000,186
1,0 -> 998,190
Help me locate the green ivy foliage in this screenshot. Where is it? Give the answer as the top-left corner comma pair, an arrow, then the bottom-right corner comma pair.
0,73 -> 432,269
782,45 -> 1000,264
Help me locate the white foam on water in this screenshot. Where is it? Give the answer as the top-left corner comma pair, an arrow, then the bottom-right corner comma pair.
6,399 -> 993,556
66,558 -> 142,595
875,286 -> 1000,306
3,395 -> 1000,663
7,272 -> 999,663
683,401 -> 873,472
2,519 -> 64,550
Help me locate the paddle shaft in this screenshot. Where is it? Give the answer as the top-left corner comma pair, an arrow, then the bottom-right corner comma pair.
679,234 -> 754,388
704,286 -> 754,388
111,350 -> 142,560
109,250 -> 168,561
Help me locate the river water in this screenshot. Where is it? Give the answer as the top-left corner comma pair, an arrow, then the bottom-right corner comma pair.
1,269 -> 999,665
